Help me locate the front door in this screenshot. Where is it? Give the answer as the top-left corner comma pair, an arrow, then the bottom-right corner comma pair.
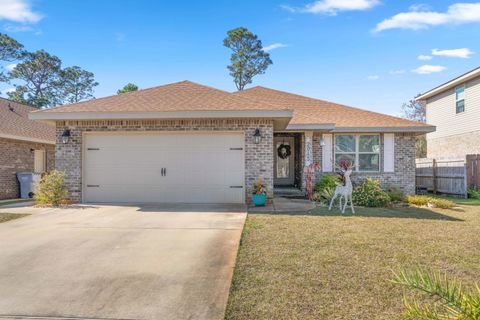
274,136 -> 295,186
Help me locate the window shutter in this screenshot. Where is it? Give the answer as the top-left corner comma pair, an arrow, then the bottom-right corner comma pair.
383,134 -> 395,172
322,134 -> 333,172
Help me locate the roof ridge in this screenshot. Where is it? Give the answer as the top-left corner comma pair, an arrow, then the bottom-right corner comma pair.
33,80 -> 235,113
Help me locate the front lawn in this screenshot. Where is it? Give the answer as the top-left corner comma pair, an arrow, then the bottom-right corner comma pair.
225,204 -> 480,320
0,212 -> 29,223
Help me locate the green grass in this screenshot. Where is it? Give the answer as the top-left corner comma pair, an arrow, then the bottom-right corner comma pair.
431,194 -> 480,206
0,212 -> 29,223
225,203 -> 480,320
0,198 -> 33,207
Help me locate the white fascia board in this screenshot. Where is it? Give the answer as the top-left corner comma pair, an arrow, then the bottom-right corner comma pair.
0,133 -> 55,145
332,126 -> 436,133
416,67 -> 480,101
285,123 -> 336,130
29,110 -> 294,121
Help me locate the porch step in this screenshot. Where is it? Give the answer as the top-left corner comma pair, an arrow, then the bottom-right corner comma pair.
273,187 -> 306,199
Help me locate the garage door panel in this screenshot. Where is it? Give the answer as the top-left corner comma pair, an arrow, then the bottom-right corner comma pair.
84,132 -> 245,204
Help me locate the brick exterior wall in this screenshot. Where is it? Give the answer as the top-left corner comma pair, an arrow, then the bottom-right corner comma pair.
427,130 -> 480,159
312,133 -> 417,195
0,138 -> 55,200
55,119 -> 274,203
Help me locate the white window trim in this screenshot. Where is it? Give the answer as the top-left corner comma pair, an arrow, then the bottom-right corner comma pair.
334,134 -> 381,172
455,85 -> 465,114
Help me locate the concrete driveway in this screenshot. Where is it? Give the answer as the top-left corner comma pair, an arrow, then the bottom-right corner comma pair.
0,204 -> 246,320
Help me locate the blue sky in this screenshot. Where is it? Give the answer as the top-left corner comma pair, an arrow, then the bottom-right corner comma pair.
1,0 -> 479,115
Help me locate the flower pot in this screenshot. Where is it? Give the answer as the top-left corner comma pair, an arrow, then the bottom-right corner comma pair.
252,194 -> 267,206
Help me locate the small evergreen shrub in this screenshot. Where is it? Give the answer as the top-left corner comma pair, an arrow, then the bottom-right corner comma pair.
468,188 -> 480,199
405,195 -> 430,206
314,175 -> 340,193
352,179 -> 391,207
34,170 -> 68,206
386,184 -> 405,202
313,175 -> 340,202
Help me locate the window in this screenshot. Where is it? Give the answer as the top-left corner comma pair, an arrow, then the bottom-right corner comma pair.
34,149 -> 46,173
335,134 -> 380,172
456,86 -> 465,113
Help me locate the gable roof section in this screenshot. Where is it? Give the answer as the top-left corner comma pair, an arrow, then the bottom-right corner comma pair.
417,66 -> 480,101
0,98 -> 55,144
34,81 -> 288,113
234,87 -> 433,132
30,80 -> 434,133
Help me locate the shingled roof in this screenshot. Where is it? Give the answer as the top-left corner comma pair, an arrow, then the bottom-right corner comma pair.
35,81 -> 284,113
31,80 -> 434,132
234,86 -> 432,131
0,98 -> 55,144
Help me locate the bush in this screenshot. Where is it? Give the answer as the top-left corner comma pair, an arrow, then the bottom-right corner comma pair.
314,176 -> 340,202
468,188 -> 480,199
386,184 -> 405,202
405,195 -> 456,209
352,179 -> 391,207
405,195 -> 430,206
314,175 -> 340,193
34,170 -> 68,206
429,198 -> 455,209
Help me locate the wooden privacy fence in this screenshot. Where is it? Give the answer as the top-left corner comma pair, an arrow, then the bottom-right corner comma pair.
415,158 -> 468,197
466,154 -> 480,190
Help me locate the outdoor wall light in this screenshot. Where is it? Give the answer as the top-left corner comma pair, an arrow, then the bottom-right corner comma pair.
320,137 -> 326,146
61,129 -> 71,144
253,128 -> 261,144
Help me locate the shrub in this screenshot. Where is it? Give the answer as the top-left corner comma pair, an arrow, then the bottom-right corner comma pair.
314,175 -> 340,193
429,198 -> 455,209
405,195 -> 430,206
352,179 -> 391,207
405,195 -> 456,209
386,184 -> 405,202
468,188 -> 480,199
313,175 -> 340,203
34,170 -> 68,206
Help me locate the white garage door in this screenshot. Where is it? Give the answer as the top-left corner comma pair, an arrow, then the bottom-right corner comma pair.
83,132 -> 245,204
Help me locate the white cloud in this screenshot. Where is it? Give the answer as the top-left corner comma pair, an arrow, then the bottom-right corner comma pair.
263,43 -> 288,52
284,0 -> 380,15
5,87 -> 15,93
412,65 -> 446,74
3,24 -> 33,32
432,48 -> 473,58
417,55 -> 432,60
0,0 -> 42,23
367,75 -> 380,80
389,69 -> 405,75
374,2 -> 480,32
5,64 -> 17,71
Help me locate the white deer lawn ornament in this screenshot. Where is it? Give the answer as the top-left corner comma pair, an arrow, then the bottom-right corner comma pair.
328,163 -> 355,214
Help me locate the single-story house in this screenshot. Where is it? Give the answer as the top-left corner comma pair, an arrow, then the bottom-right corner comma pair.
30,81 -> 435,204
0,98 -> 55,200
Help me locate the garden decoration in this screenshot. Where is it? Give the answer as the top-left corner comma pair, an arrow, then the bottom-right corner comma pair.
329,160 -> 355,214
252,178 -> 267,206
306,162 -> 321,200
277,143 -> 291,159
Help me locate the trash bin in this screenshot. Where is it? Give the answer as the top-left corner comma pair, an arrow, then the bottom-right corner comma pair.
16,172 -> 41,199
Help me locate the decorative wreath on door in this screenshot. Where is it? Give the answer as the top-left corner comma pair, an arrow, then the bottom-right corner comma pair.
277,144 -> 292,159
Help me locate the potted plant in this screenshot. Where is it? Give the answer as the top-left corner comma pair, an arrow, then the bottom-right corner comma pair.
252,178 -> 267,206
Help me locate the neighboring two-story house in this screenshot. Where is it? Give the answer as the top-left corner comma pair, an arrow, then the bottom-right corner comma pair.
417,67 -> 480,159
